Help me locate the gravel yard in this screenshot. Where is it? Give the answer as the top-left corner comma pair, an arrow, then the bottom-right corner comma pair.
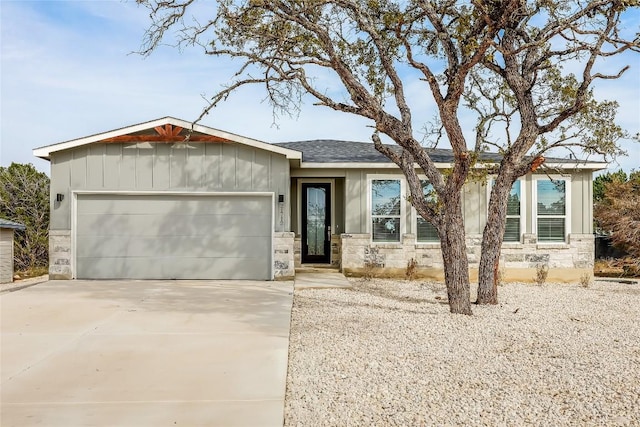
284,279 -> 640,426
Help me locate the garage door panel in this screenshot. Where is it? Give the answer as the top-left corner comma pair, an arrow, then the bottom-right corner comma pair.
76,194 -> 272,280
77,236 -> 271,258
78,195 -> 269,216
78,256 -> 269,280
77,213 -> 271,237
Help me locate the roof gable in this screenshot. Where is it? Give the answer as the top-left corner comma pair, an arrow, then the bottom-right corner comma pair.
33,117 -> 302,161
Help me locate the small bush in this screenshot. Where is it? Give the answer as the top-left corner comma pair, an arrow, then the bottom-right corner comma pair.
405,258 -> 418,281
580,272 -> 593,288
362,260 -> 377,281
535,264 -> 549,285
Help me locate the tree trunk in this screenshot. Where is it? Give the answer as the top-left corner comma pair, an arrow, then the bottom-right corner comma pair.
477,172 -> 513,305
440,193 -> 473,315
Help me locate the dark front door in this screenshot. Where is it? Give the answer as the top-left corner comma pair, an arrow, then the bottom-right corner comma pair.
302,183 -> 331,264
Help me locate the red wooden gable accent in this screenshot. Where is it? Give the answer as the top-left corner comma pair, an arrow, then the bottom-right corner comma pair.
154,124 -> 183,136
100,124 -> 231,143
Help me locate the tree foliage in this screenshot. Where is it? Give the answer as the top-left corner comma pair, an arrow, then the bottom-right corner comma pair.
594,170 -> 640,258
138,0 -> 639,313
0,163 -> 50,272
593,169 -> 628,203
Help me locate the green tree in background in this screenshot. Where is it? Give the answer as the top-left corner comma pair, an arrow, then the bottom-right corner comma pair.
0,163 -> 50,273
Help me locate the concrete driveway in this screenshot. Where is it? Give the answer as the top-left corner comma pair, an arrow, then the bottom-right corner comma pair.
1,279 -> 294,427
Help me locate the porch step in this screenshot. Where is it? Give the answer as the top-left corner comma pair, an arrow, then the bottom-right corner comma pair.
294,270 -> 352,290
295,265 -> 340,274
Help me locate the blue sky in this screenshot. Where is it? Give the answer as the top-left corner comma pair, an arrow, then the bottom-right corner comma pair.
1,1 -> 638,175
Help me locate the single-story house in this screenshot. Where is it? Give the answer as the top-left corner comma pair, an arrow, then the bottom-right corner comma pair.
33,117 -> 604,282
0,218 -> 26,283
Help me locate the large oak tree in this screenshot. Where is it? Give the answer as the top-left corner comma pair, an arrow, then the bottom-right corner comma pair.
138,0 -> 638,314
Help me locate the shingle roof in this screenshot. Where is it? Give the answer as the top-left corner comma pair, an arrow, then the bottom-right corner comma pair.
274,140 -> 462,163
274,139 -> 586,165
0,218 -> 26,230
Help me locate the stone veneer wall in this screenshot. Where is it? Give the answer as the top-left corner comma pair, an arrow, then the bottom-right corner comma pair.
331,235 -> 341,268
49,230 -> 72,280
273,232 -> 295,280
293,235 -> 342,268
294,237 -> 302,268
341,233 -> 595,283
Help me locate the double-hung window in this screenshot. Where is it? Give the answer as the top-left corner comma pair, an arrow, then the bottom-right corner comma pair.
504,181 -> 522,242
488,180 -> 523,242
536,178 -> 568,242
371,179 -> 402,242
416,180 -> 439,242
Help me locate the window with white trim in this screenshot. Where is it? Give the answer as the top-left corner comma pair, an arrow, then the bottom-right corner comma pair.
490,180 -> 523,242
505,181 -> 522,242
416,180 -> 439,242
371,179 -> 401,242
536,179 -> 567,242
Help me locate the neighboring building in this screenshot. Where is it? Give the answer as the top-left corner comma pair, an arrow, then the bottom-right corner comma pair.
0,218 -> 26,284
33,117 -> 604,282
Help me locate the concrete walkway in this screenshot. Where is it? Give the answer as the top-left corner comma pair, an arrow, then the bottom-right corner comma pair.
0,274 -> 49,294
294,270 -> 352,290
1,279 -> 294,427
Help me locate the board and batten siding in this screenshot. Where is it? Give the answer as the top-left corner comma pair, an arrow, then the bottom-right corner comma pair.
0,229 -> 15,283
344,169 -> 486,234
342,169 -> 593,236
571,170 -> 594,234
49,142 -> 291,231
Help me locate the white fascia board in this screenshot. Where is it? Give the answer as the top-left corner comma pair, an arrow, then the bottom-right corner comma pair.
297,161 -> 607,171
299,162 -> 452,169
543,162 -> 608,171
474,161 -> 608,171
33,116 -> 302,161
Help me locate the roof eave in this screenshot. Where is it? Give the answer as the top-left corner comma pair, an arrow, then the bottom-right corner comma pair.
0,222 -> 26,230
299,162 -> 452,169
298,161 -> 608,170
542,162 -> 608,171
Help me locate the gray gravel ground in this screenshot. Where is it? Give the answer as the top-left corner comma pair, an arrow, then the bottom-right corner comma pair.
284,279 -> 640,426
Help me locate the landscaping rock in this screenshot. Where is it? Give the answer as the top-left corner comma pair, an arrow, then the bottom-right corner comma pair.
285,279 -> 640,426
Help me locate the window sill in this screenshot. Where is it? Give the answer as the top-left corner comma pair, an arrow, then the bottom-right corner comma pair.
537,243 -> 570,249
415,242 -> 441,248
371,242 -> 403,249
502,242 -> 524,248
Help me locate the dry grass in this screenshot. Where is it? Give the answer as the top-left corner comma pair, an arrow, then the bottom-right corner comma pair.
595,257 -> 640,278
14,266 -> 49,280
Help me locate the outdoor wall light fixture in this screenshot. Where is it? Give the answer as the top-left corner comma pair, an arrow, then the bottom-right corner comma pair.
56,193 -> 64,202
278,194 -> 285,229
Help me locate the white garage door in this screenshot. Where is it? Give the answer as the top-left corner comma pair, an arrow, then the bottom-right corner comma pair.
75,194 -> 272,280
